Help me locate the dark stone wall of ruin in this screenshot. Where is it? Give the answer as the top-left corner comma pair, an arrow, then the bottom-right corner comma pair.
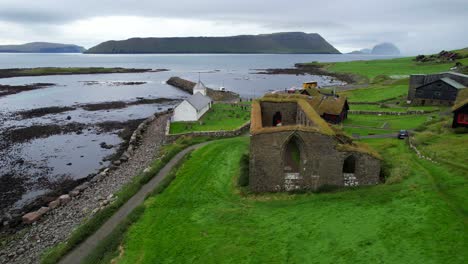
249,130 -> 381,192
260,102 -> 297,127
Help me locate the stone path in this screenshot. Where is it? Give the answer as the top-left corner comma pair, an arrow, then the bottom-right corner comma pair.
0,113 -> 170,264
59,141 -> 210,264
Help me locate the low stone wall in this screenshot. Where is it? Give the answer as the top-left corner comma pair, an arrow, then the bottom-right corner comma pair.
407,136 -> 438,164
166,76 -> 240,102
348,110 -> 431,115
165,120 -> 251,143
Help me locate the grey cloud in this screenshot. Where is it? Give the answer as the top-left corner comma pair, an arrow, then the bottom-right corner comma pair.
0,0 -> 466,54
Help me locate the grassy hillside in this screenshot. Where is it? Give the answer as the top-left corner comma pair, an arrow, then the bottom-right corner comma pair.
105,137 -> 466,263
328,54 -> 468,82
330,48 -> 468,103
86,32 -> 341,54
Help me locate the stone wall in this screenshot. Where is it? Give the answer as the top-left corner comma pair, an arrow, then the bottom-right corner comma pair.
260,102 -> 298,126
166,76 -> 240,102
165,121 -> 251,143
249,130 -> 381,193
411,98 -> 454,106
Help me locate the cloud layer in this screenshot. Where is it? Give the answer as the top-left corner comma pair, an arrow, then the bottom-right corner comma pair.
0,0 -> 467,54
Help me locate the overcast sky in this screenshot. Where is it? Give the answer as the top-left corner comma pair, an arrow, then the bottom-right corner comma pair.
0,0 -> 466,54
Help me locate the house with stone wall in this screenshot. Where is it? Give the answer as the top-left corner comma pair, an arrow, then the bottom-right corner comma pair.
407,72 -> 468,106
249,94 -> 381,193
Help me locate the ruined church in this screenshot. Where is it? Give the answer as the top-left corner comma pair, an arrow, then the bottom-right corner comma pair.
249,94 -> 382,192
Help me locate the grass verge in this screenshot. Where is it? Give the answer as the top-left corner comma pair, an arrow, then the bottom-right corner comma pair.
81,151 -> 194,264
113,137 -> 465,263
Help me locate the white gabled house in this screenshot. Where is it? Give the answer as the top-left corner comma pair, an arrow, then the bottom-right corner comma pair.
172,81 -> 212,122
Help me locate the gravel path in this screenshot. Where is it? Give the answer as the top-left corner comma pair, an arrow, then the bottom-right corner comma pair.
59,141 -> 210,264
0,113 -> 170,264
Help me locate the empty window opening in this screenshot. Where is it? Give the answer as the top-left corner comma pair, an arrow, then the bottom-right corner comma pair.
284,137 -> 301,173
343,155 -> 356,174
273,111 -> 282,126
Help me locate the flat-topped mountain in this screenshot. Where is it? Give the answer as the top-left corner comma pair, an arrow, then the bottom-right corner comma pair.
0,42 -> 86,53
86,32 -> 341,54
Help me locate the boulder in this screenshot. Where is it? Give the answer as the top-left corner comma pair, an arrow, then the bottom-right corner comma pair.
37,207 -> 50,216
69,190 -> 80,197
75,182 -> 89,192
59,194 -> 71,205
48,199 -> 60,209
22,212 -> 41,224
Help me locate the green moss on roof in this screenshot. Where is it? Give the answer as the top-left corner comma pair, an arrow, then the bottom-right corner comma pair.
253,95 -> 335,136
264,93 -> 347,116
453,88 -> 468,112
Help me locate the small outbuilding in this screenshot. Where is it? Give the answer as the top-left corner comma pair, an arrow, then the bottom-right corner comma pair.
452,88 -> 468,128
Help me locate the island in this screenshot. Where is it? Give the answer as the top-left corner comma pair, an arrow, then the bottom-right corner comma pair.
0,42 -> 86,53
85,32 -> 341,54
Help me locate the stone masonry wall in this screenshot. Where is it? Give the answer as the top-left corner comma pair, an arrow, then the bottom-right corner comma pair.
260,102 -> 297,127
165,121 -> 251,143
249,130 -> 381,192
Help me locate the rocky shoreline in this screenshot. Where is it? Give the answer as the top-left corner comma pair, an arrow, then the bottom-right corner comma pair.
0,83 -> 56,98
14,97 -> 180,119
254,63 -> 359,84
0,111 -> 172,264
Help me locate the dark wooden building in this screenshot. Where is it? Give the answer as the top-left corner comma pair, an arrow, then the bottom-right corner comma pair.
452,88 -> 468,128
307,94 -> 349,124
407,72 -> 468,106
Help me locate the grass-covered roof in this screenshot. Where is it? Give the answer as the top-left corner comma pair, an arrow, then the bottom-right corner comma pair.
264,93 -> 347,115
453,88 -> 468,112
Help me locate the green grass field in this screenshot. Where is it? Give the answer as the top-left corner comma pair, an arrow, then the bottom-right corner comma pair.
169,103 -> 250,134
412,117 -> 468,171
111,137 -> 466,264
332,49 -> 468,103
327,56 -> 468,81
350,104 -> 440,113
350,104 -> 407,112
339,82 -> 408,102
343,114 -> 431,130
342,127 -> 396,136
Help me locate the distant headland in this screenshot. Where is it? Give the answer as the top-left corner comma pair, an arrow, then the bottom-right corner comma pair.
0,42 -> 86,53
85,32 -> 341,54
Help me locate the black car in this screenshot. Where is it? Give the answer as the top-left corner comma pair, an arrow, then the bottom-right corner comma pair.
397,130 -> 409,139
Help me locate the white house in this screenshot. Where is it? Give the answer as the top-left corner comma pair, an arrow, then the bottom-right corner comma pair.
173,92 -> 212,121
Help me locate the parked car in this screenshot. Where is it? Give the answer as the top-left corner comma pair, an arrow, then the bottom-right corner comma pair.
397,130 -> 409,139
